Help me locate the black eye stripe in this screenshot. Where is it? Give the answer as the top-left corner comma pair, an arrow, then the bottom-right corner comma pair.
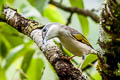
42,23 -> 54,33
43,28 -> 46,32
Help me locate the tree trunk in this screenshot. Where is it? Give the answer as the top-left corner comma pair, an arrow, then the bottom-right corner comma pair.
98,0 -> 120,79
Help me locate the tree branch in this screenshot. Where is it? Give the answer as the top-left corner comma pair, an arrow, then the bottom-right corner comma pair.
66,12 -> 73,26
49,0 -> 100,23
0,6 -> 87,80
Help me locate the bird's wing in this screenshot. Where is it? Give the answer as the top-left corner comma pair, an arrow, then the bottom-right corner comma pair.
65,26 -> 93,48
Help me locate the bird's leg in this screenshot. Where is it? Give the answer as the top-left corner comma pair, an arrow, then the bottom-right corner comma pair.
78,56 -> 85,70
68,56 -> 75,60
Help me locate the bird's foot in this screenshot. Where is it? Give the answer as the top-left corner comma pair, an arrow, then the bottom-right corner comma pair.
78,56 -> 85,71
68,56 -> 75,60
61,56 -> 75,61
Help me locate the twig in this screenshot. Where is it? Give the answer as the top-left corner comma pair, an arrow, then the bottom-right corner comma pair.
66,12 -> 73,25
49,0 -> 100,23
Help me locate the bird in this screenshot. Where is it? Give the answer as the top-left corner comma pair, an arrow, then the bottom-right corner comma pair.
42,23 -> 97,70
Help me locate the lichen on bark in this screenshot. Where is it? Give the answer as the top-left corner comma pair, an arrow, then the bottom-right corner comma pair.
98,0 -> 120,79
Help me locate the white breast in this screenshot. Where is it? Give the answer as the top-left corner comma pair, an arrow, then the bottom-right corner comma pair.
59,35 -> 93,56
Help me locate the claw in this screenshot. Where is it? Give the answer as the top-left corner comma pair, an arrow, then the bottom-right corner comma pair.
78,56 -> 85,71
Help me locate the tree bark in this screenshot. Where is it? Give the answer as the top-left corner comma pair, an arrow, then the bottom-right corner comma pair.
0,6 -> 87,80
97,0 -> 120,79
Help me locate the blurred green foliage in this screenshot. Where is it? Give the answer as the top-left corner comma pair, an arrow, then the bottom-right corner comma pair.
0,0 -> 101,80
70,0 -> 89,36
43,4 -> 66,24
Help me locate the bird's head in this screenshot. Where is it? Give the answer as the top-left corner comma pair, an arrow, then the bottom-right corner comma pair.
42,23 -> 62,44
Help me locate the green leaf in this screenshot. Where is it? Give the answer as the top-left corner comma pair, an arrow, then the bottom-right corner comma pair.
69,0 -> 89,36
39,54 -> 59,80
81,54 -> 97,69
27,58 -> 45,80
5,35 -> 24,47
43,4 -> 65,24
4,41 -> 33,69
20,49 -> 35,79
78,16 -> 89,36
0,40 -> 7,58
0,22 -> 18,35
0,34 -> 11,58
90,71 -> 101,80
70,0 -> 84,8
6,0 -> 15,5
0,0 -> 4,15
0,65 -> 6,80
27,0 -> 47,13
0,22 -> 24,47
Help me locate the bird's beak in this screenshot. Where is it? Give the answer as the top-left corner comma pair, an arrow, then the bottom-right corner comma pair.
42,30 -> 46,44
42,31 -> 49,44
42,37 -> 47,44
42,32 -> 47,44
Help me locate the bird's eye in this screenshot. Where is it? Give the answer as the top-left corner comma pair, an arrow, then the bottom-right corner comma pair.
43,29 -> 46,32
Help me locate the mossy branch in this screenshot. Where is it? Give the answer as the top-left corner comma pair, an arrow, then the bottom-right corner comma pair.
98,0 -> 120,79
